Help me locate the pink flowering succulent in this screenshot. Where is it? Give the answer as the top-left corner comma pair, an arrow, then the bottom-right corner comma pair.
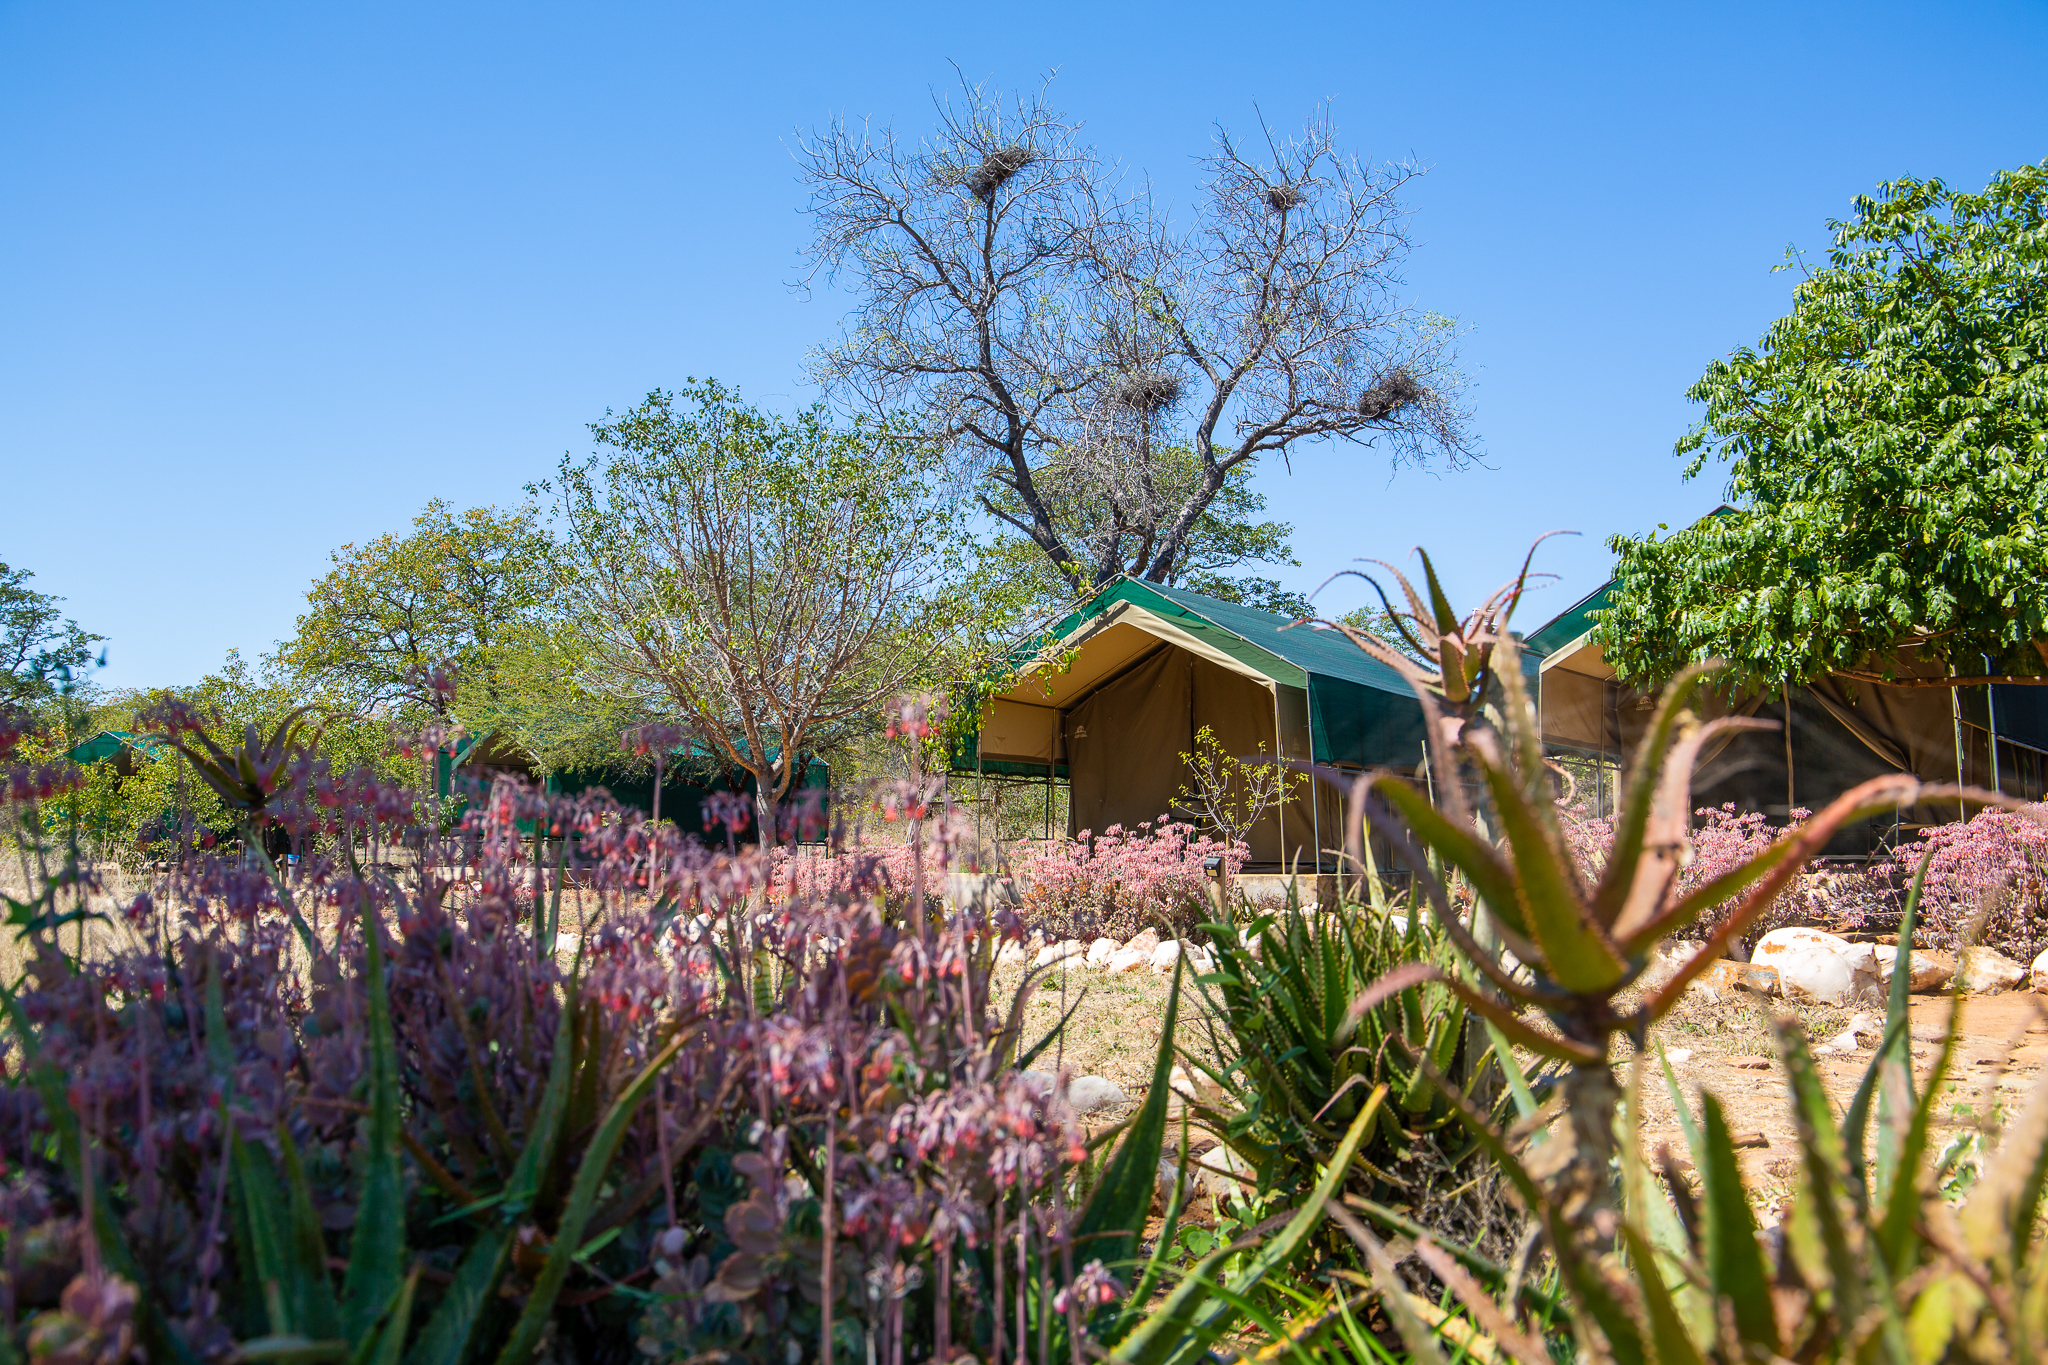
1885,803 -> 2048,960
1557,801 -> 1829,950
0,703 -> 1146,1365
1009,817 -> 1245,940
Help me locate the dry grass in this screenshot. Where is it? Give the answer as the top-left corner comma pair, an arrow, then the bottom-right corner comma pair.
989,960 -> 1211,1117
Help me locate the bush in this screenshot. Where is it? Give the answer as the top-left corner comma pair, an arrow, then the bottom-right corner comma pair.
1008,819 -> 1244,941
1884,803 -> 2048,962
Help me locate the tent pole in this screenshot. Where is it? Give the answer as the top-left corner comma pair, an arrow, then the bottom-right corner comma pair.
1306,681 -> 1322,894
1986,657 -> 2002,795
1783,677 -> 1795,817
1273,686 -> 1286,882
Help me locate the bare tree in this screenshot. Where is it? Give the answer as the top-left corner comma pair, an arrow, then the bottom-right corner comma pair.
799,80 -> 1113,590
799,81 -> 1473,601
554,381 -> 966,836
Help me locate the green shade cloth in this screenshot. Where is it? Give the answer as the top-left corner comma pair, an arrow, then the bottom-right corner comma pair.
65,731 -> 163,765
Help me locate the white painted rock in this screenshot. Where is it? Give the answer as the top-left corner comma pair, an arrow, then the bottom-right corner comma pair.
1149,940 -> 1182,972
995,939 -> 1031,968
1034,939 -> 1084,969
1123,928 -> 1162,956
1105,946 -> 1149,973
1196,1143 -> 1254,1201
1874,945 -> 1954,993
1753,928 -> 1880,1005
1017,1070 -> 1055,1101
2031,946 -> 2048,992
1066,1075 -> 1128,1113
1815,1012 -> 1880,1056
1086,937 -> 1119,967
1959,947 -> 2027,994
1664,1048 -> 1693,1065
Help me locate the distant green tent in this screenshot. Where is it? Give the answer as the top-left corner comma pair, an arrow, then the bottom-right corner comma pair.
955,577 -> 1427,870
65,730 -> 164,774
437,729 -> 828,840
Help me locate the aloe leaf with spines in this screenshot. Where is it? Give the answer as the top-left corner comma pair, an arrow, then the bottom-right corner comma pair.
405,945 -> 585,1365
1107,1087 -> 1386,1365
341,907 -> 408,1346
1075,957 -> 1182,1281
491,1029 -> 690,1365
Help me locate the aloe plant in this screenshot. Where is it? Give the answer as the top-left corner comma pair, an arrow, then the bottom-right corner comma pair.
1328,549 -> 2028,1362
1185,877 -> 1524,1273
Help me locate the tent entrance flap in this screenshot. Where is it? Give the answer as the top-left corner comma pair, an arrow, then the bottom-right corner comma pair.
1066,647 -> 1190,842
1061,644 -> 1311,865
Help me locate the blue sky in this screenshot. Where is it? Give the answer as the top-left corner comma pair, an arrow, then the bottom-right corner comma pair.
4,1 -> 2045,689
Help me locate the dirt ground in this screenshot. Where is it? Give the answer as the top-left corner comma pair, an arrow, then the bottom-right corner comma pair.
991,957 -> 1226,1098
1639,986 -> 2048,1207
995,956 -> 2048,1218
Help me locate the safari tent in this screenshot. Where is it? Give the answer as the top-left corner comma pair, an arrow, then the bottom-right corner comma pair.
436,730 -> 828,840
1527,579 -> 2048,852
955,579 -> 1428,871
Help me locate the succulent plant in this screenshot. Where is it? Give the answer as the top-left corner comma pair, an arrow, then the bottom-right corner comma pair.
1327,549 -> 2028,1363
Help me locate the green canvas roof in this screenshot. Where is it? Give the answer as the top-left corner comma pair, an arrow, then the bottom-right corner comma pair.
66,730 -> 163,765
1081,580 -> 1418,697
1525,582 -> 1615,657
1014,577 -> 1427,768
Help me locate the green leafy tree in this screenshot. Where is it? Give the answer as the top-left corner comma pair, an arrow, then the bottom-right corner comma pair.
555,381 -> 977,830
276,501 -> 556,716
452,616 -> 644,786
1,560 -> 101,706
1603,162 -> 2048,690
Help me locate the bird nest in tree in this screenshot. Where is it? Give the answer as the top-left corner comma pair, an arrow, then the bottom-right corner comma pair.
1358,368 -> 1423,420
967,145 -> 1037,200
1265,183 -> 1305,213
1108,371 -> 1183,413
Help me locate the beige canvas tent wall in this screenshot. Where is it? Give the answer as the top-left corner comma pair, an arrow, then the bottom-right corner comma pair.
958,579 -> 1429,871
